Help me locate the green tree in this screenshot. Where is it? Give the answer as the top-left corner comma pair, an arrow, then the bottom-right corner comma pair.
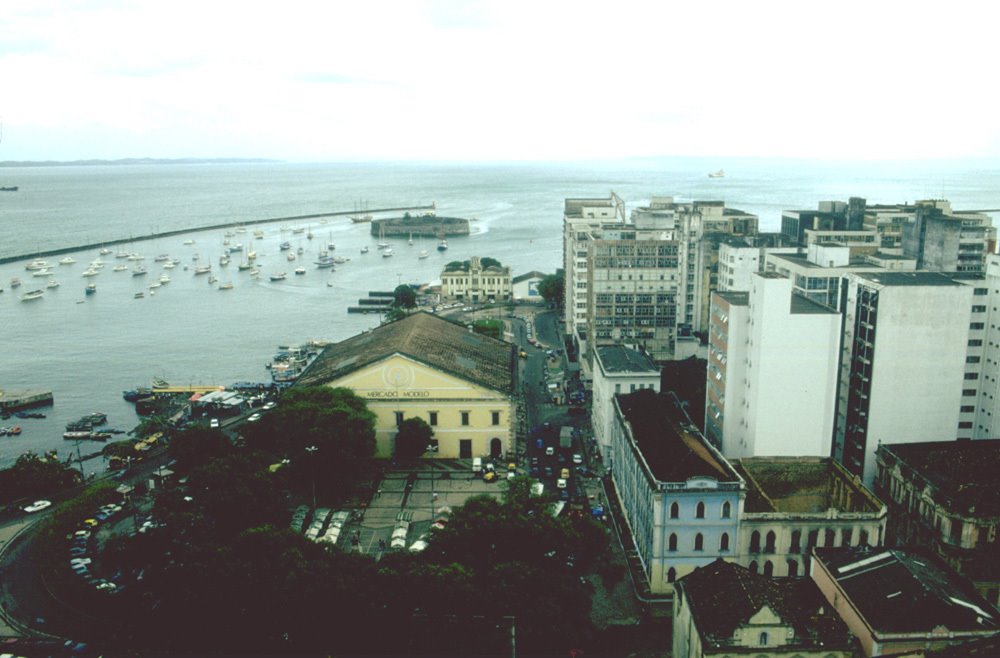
394,417 -> 433,462
392,284 -> 416,309
444,260 -> 468,272
537,270 -> 564,306
241,386 -> 377,501
0,452 -> 80,504
480,257 -> 501,269
168,425 -> 233,471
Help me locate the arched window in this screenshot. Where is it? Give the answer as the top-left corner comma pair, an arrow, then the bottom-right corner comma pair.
667,567 -> 677,583
790,529 -> 802,552
720,532 -> 730,551
668,533 -> 678,551
696,501 -> 705,518
824,528 -> 836,547
670,502 -> 679,519
759,631 -> 768,646
859,529 -> 869,546
787,558 -> 799,577
842,528 -> 853,547
750,530 -> 761,552
721,501 -> 732,518
749,560 -> 759,574
764,531 -> 776,553
763,560 -> 774,577
694,533 -> 704,551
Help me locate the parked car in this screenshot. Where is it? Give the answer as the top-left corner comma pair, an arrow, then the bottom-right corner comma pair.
557,478 -> 567,489
572,453 -> 583,465
23,500 -> 52,514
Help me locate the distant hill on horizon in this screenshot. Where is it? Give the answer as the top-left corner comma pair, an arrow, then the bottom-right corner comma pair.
0,157 -> 282,167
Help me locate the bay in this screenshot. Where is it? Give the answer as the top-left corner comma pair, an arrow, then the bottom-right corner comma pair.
0,158 -> 997,471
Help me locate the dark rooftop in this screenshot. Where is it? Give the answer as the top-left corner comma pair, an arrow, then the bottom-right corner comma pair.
714,290 -> 748,306
790,293 -> 837,315
858,271 -> 964,287
512,270 -> 548,284
296,312 -> 515,394
815,547 -> 999,635
678,559 -> 854,652
615,389 -> 738,484
595,345 -> 658,375
878,440 -> 1000,516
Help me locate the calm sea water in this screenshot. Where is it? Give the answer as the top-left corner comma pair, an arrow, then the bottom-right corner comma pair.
0,158 -> 997,471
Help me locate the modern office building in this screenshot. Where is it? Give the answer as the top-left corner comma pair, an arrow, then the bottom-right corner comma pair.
833,272 -> 973,484
296,312 -> 516,460
706,272 -> 840,458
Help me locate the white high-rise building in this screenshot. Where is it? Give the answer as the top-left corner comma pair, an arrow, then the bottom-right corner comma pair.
706,273 -> 840,458
833,271 -> 974,483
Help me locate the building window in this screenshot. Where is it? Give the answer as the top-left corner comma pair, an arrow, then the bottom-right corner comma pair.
764,531 -> 776,553
959,421 -> 974,429
668,533 -> 678,551
970,339 -> 983,347
461,411 -> 470,426
394,411 -> 404,427
667,567 -> 676,583
749,560 -> 759,574
720,533 -> 730,551
696,501 -> 705,519
965,372 -> 980,380
670,502 -> 679,519
491,411 -> 501,426
825,529 -> 836,546
428,411 -> 438,426
787,558 -> 798,577
973,305 -> 987,313
763,560 -> 774,577
971,322 -> 985,330
759,631 -> 768,646
790,530 -> 802,553
694,533 -> 704,551
750,531 -> 761,553
721,501 -> 731,518
842,528 -> 853,547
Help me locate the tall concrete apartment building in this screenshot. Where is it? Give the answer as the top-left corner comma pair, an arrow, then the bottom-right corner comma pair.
834,272 -> 973,483
705,272 -> 840,458
563,195 -> 757,363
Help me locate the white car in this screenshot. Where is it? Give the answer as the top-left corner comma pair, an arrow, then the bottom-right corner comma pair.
247,413 -> 262,422
263,401 -> 277,410
210,418 -> 220,428
23,500 -> 52,513
572,453 -> 583,465
556,478 -> 567,489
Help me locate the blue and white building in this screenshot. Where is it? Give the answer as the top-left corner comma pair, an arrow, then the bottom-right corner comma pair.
610,389 -> 745,595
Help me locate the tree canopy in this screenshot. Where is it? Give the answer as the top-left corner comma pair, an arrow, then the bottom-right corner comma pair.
537,270 -> 564,306
0,452 -> 80,504
394,417 -> 433,462
241,386 -> 377,501
393,284 -> 416,309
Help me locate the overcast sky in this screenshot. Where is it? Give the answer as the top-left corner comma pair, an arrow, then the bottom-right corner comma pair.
0,0 -> 995,162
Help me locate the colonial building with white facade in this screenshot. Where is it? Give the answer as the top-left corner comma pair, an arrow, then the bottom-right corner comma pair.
296,312 -> 517,460
440,256 -> 512,302
609,388 -> 745,595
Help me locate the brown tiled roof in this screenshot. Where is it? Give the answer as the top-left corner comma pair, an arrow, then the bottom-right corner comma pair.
678,559 -> 854,651
295,312 -> 515,394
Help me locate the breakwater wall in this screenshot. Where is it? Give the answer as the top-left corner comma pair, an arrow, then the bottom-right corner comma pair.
0,204 -> 436,265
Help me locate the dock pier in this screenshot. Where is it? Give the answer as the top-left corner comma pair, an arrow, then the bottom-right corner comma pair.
0,203 -> 437,265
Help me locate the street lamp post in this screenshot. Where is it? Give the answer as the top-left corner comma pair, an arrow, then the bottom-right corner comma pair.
305,445 -> 318,509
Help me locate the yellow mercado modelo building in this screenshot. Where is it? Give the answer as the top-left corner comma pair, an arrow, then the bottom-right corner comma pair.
295,312 -> 517,460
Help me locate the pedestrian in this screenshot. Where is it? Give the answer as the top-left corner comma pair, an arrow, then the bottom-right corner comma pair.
378,538 -> 386,551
